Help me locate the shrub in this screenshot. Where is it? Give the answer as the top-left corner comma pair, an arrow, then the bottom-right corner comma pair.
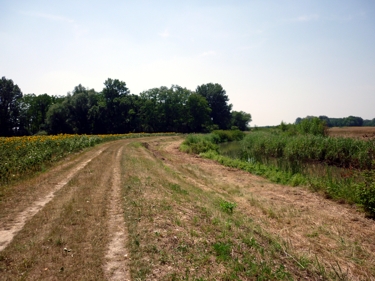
296,117 -> 326,136
357,169 -> 375,217
181,134 -> 219,154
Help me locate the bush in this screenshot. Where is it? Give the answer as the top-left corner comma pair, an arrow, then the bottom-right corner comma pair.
357,169 -> 375,217
296,117 -> 326,136
181,134 -> 219,154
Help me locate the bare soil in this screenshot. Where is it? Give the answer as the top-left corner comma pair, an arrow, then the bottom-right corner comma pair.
1,136 -> 374,280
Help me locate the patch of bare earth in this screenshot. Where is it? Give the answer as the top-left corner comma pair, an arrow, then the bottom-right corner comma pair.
152,138 -> 375,280
103,146 -> 130,281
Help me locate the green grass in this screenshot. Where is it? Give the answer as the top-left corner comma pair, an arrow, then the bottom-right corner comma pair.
120,143 -> 304,280
181,131 -> 375,216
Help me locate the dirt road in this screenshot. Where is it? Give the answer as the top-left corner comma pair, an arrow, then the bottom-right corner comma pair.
0,136 -> 374,280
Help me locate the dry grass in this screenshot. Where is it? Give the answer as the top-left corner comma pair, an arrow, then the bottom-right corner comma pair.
1,136 -> 375,280
120,140 -> 328,280
327,127 -> 375,139
0,141 -> 124,280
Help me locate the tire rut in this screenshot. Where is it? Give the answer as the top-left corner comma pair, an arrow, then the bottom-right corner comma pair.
0,147 -> 105,252
103,146 -> 131,281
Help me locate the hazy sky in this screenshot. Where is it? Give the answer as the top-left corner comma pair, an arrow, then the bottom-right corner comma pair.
1,0 -> 374,126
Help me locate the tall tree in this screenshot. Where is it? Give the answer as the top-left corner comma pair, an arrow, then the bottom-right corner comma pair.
196,83 -> 232,130
231,111 -> 251,131
20,93 -> 53,134
186,93 -> 211,132
102,78 -> 130,133
0,77 -> 23,136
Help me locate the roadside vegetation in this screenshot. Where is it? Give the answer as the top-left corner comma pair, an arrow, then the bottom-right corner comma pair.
0,132 -> 176,187
121,140 -> 324,280
181,119 -> 375,217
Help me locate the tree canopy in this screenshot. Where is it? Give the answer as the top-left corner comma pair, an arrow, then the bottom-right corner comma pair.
0,77 -> 251,136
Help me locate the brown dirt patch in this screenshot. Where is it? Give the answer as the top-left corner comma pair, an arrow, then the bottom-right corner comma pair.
328,126 -> 375,139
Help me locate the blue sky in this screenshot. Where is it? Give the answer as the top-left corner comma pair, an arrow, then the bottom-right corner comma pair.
1,0 -> 374,126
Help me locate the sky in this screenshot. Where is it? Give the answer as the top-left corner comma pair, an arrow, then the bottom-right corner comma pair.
1,0 -> 375,126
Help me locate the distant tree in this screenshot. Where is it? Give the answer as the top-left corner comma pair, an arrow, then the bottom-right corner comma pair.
363,118 -> 375,126
231,111 -> 251,131
294,117 -> 302,125
318,115 -> 331,127
102,78 -> 129,104
0,77 -> 23,136
139,85 -> 192,132
20,93 -> 53,134
196,83 -> 232,130
68,85 -> 100,134
186,93 -> 212,132
344,116 -> 363,127
101,78 -> 131,133
46,102 -> 72,134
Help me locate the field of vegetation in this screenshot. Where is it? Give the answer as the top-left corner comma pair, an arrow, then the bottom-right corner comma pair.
181,121 -> 375,217
1,132 -> 375,279
0,132 -> 176,187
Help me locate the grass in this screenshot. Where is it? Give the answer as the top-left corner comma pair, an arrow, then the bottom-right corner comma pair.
0,142 -> 121,280
0,132 -> 177,187
183,130 -> 375,216
119,139 -> 347,280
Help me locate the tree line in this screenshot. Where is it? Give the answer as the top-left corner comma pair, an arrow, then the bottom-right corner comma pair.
295,115 -> 375,127
0,77 -> 251,136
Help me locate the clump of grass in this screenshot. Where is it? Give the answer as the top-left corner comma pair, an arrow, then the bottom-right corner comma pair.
213,242 -> 232,261
219,200 -> 237,214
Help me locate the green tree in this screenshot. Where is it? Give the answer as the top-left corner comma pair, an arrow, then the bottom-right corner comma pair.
196,83 -> 232,130
102,78 -> 131,133
68,85 -> 100,134
0,77 -> 23,136
20,93 -> 53,134
231,111 -> 251,131
186,93 -> 212,132
46,102 -> 72,134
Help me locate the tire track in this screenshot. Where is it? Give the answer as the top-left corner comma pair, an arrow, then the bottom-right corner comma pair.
104,146 -> 131,281
0,148 -> 105,252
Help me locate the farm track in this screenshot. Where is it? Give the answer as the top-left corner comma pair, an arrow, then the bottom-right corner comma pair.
0,136 -> 375,280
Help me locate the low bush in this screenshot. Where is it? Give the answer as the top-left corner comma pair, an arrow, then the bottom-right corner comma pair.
356,169 -> 375,217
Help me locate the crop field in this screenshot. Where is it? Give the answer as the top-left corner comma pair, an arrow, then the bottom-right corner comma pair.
0,133 -> 176,187
327,126 -> 375,139
0,134 -> 375,280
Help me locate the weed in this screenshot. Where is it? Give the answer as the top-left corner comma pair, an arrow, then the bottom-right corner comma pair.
213,242 -> 232,261
170,183 -> 188,194
219,200 -> 237,214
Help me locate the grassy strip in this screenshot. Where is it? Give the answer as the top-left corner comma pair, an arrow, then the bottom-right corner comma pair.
120,141 -> 333,280
181,132 -> 375,217
202,150 -> 361,203
0,132 -> 177,186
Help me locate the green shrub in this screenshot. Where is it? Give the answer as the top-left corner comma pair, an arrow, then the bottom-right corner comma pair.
296,117 -> 326,136
357,169 -> 375,217
212,130 -> 245,143
219,200 -> 237,214
181,134 -> 219,154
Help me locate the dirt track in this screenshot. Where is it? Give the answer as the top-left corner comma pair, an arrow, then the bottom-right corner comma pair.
0,136 -> 374,280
